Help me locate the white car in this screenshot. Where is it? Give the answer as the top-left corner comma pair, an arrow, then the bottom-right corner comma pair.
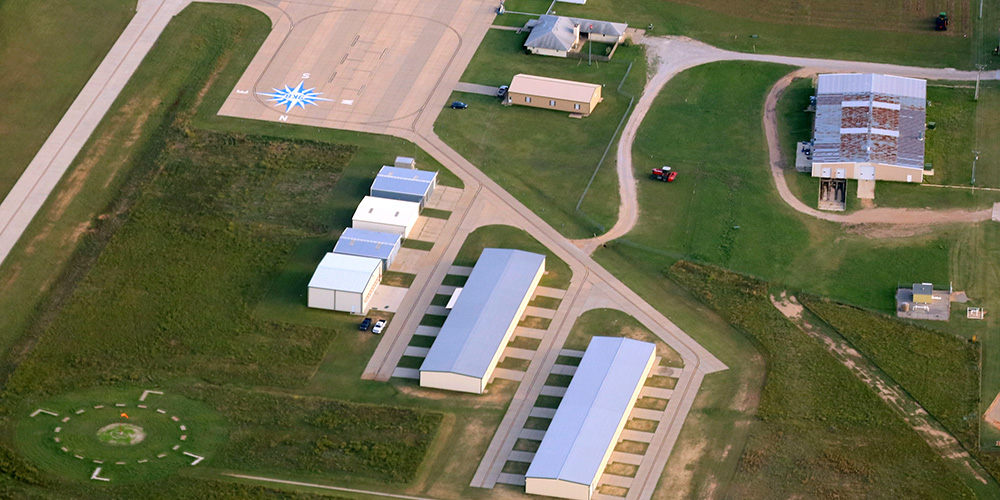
372,319 -> 387,335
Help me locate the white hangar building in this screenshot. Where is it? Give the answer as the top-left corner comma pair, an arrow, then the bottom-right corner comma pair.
307,253 -> 382,315
419,248 -> 545,394
525,336 -> 656,500
351,196 -> 420,238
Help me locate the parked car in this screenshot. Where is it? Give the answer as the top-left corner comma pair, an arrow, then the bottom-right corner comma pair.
451,101 -> 468,109
372,319 -> 387,334
497,85 -> 509,98
359,317 -> 372,331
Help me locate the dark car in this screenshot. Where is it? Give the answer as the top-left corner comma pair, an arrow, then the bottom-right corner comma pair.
451,101 -> 468,109
359,317 -> 372,331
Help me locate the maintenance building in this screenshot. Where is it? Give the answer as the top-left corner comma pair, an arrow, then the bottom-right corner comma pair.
811,73 -> 927,184
508,74 -> 602,116
419,248 -> 546,394
370,166 -> 438,208
352,196 -> 420,238
333,227 -> 401,271
307,253 -> 382,314
525,336 -> 656,500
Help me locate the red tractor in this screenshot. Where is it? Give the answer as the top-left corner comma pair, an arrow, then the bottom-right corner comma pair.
650,166 -> 677,182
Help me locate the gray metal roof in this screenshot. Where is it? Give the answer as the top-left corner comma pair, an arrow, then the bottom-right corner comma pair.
526,337 -> 656,486
307,253 -> 381,293
419,248 -> 545,379
333,228 -> 401,261
524,15 -> 627,51
371,166 -> 437,197
812,73 -> 926,169
913,283 -> 934,294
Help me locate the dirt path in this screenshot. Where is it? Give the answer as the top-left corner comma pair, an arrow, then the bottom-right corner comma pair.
573,37 -> 996,253
770,292 -> 996,492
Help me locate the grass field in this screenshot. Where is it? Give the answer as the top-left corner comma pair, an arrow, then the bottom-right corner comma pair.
563,308 -> 684,367
452,224 -> 572,289
435,29 -> 647,238
553,0 -> 987,70
0,0 -> 134,200
669,260 -> 978,499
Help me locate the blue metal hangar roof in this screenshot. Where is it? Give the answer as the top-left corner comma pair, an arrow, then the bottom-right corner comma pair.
333,228 -> 400,261
371,166 -> 437,197
526,336 -> 656,486
419,248 -> 545,379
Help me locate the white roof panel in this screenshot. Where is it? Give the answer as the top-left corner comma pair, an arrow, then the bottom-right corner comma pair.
307,253 -> 381,293
352,196 -> 420,227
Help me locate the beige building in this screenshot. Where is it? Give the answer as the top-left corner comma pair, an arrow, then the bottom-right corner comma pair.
507,74 -> 602,116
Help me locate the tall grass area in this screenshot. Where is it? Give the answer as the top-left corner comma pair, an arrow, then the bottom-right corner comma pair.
0,0 -> 134,199
669,260 -> 976,499
435,30 -> 646,238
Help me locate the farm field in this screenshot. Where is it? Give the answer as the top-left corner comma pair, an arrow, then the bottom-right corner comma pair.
553,0 -> 990,70
668,260 -> 980,499
435,29 -> 647,238
0,0 -> 134,200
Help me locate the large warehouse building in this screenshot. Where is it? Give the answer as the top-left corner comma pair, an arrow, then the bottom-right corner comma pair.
419,248 -> 546,394
333,227 -> 401,271
352,196 -> 420,238
370,166 -> 438,208
525,336 -> 656,500
508,74 -> 602,116
811,73 -> 927,184
307,253 -> 382,314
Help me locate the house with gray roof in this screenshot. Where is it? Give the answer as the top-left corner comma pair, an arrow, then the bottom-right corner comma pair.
523,15 -> 627,58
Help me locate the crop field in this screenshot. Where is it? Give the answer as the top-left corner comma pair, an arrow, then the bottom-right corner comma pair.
669,260 -> 978,499
0,0 -> 134,200
435,29 -> 647,238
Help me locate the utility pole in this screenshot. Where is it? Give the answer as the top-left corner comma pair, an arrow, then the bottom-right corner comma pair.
972,150 -> 980,186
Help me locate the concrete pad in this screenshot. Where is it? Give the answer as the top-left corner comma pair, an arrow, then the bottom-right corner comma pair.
425,305 -> 450,316
447,265 -> 473,276
523,306 -> 556,319
592,494 -> 627,500
857,179 -> 876,199
534,286 -> 567,299
389,247 -> 427,274
610,451 -> 644,466
550,364 -> 577,376
539,386 -> 566,397
414,325 -> 440,337
654,366 -> 683,377
598,474 -> 634,488
620,429 -> 654,444
369,285 -> 409,313
425,186 -> 464,211
436,285 -> 459,295
502,347 -> 536,361
559,349 -> 586,358
455,82 -> 501,96
518,428 -> 546,440
403,346 -> 429,357
411,217 -> 447,241
495,473 -> 526,486
629,408 -> 663,421
993,202 -> 1000,222
529,407 -> 556,419
514,326 -> 547,339
391,367 -> 419,379
507,450 -> 535,462
640,387 -> 674,400
491,368 -> 525,382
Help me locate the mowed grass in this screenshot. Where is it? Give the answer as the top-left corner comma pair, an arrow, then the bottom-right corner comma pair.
453,224 -> 572,289
0,0 -> 134,199
553,0 -> 979,70
669,260 -> 977,499
563,308 -> 683,367
435,30 -> 647,238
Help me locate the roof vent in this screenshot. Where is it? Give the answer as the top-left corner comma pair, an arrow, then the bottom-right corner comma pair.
395,211 -> 400,217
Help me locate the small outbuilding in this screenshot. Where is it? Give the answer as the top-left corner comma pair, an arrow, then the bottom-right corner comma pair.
394,156 -> 416,169
508,74 -> 602,116
352,196 -> 420,238
333,227 -> 401,271
307,253 -> 383,314
370,166 -> 438,209
913,282 -> 934,304
419,248 -> 546,394
525,336 -> 656,500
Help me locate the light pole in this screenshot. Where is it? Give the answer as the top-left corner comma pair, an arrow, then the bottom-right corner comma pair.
972,150 -> 980,186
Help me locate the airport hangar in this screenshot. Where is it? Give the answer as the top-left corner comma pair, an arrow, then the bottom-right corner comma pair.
419,248 -> 546,394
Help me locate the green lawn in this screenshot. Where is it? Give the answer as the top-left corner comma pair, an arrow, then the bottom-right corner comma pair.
0,0 -> 134,199
553,0 -> 983,70
669,261 -> 978,499
563,308 -> 683,367
453,224 -> 572,289
436,29 -> 646,238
